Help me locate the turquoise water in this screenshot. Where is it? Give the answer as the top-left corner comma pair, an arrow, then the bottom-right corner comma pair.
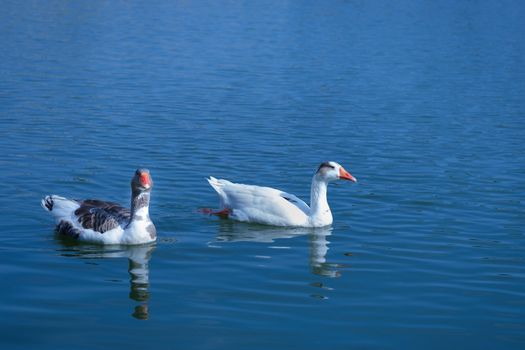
1,0 -> 524,349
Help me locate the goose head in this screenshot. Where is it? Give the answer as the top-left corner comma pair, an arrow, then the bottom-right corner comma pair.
131,168 -> 153,193
315,161 -> 357,183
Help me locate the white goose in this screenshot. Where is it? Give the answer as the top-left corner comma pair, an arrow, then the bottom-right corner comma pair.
41,169 -> 156,245
205,161 -> 357,227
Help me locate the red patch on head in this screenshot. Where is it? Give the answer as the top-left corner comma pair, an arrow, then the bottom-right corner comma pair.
140,173 -> 150,186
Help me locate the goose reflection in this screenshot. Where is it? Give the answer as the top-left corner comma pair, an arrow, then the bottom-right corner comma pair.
307,227 -> 340,278
215,221 -> 340,277
56,240 -> 155,320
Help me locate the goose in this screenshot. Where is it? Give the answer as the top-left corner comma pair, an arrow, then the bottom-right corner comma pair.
205,161 -> 356,227
41,169 -> 156,245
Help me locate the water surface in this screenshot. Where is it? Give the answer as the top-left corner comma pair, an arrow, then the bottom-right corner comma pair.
1,1 -> 524,349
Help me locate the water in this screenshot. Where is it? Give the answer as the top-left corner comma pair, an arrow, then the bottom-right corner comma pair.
1,0 -> 524,349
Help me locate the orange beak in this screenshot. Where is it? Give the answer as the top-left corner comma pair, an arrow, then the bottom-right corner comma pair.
140,173 -> 151,188
339,167 -> 357,182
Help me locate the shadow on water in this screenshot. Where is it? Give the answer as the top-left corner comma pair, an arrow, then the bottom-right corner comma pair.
214,220 -> 341,278
54,238 -> 155,320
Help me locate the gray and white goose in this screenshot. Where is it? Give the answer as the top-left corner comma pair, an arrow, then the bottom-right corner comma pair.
41,169 -> 156,245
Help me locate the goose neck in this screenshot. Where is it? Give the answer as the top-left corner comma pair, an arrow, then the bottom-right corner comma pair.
310,176 -> 330,217
130,191 -> 151,224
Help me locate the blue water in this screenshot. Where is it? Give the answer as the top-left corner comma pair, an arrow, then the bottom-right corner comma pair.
1,0 -> 524,349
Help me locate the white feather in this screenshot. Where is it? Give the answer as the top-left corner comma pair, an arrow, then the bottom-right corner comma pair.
207,178 -> 312,226
206,162 -> 356,228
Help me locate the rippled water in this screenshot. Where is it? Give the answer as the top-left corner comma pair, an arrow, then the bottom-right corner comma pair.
1,1 -> 524,349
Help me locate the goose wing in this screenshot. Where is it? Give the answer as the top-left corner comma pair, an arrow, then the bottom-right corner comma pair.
207,177 -> 310,225
279,192 -> 310,215
74,200 -> 131,233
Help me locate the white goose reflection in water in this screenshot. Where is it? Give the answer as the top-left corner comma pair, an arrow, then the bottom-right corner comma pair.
214,221 -> 342,278
56,240 -> 155,320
